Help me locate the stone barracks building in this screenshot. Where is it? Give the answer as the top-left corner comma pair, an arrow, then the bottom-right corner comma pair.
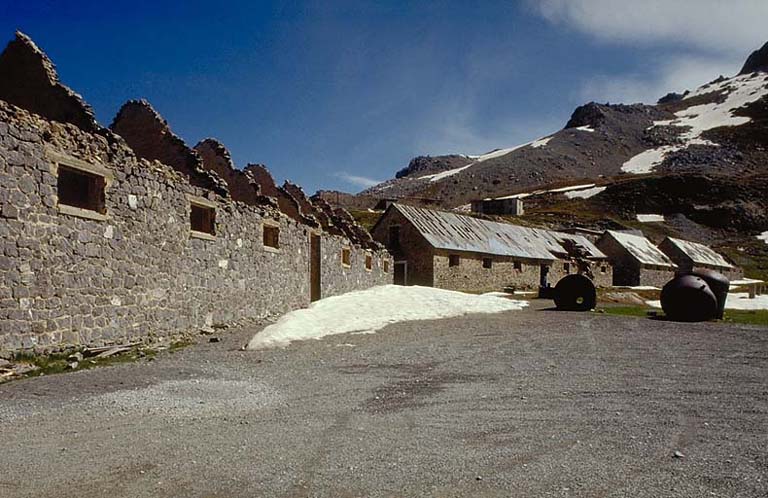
658,236 -> 742,280
371,204 -> 612,292
0,33 -> 390,353
596,231 -> 677,287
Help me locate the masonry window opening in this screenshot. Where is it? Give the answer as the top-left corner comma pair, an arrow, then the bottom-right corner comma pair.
449,254 -> 460,267
341,247 -> 351,267
190,203 -> 215,236
365,253 -> 373,271
263,224 -> 280,249
483,257 -> 492,269
57,165 -> 106,214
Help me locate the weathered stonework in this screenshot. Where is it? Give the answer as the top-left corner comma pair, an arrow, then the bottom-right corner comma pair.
0,32 -> 100,133
0,34 -> 391,354
433,252 -> 543,292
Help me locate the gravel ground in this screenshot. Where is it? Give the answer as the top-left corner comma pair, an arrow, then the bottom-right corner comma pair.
1,300 -> 767,497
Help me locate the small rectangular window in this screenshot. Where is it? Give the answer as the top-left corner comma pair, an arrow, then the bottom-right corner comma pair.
263,225 -> 280,249
563,262 -> 570,273
449,255 -> 460,267
57,165 -> 106,213
601,266 -> 607,274
483,258 -> 492,269
190,203 -> 215,235
383,259 -> 389,273
514,261 -> 522,271
365,254 -> 373,271
341,248 -> 351,267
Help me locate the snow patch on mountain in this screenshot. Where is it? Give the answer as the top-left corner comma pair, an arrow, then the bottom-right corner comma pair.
565,185 -> 606,199
622,72 -> 768,175
758,231 -> 768,245
637,214 -> 665,223
420,140 -> 537,182
530,136 -> 553,148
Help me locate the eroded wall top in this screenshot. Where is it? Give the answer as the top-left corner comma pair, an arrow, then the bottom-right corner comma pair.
0,31 -> 100,133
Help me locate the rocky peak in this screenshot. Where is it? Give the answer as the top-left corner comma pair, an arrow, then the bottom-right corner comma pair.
740,41 -> 768,74
564,102 -> 607,129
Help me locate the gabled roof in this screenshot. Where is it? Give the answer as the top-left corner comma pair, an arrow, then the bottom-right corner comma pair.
662,237 -> 733,269
605,230 -> 677,268
390,204 -> 559,261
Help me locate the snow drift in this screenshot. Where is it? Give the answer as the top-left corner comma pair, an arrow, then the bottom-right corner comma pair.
247,285 -> 528,349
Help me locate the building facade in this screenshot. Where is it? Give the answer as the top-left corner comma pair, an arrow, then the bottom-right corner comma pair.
596,231 -> 677,287
371,204 -> 612,292
658,237 -> 742,280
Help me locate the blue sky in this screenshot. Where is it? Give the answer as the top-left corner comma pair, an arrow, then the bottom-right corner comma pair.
1,1 -> 765,193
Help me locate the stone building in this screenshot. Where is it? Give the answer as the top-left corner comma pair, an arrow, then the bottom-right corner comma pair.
658,237 -> 742,280
0,32 -> 391,353
471,197 -> 524,216
596,231 -> 677,287
371,204 -> 611,292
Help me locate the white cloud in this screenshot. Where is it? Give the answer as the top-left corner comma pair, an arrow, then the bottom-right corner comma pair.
530,0 -> 768,55
579,56 -> 741,104
335,172 -> 382,189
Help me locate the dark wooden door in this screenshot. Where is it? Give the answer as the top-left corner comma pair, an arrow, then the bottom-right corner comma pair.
394,262 -> 406,285
310,234 -> 321,301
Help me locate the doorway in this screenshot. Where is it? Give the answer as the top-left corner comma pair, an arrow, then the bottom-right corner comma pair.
310,234 -> 321,301
394,261 -> 407,285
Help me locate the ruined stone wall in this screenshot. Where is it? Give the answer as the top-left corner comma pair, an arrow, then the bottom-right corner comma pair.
320,235 -> 392,299
0,101 -> 390,353
432,251 -> 542,292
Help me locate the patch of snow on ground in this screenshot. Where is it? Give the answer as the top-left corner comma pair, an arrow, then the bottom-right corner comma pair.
530,136 -> 553,148
621,146 -> 679,174
423,141 -> 539,183
497,183 -> 596,200
247,285 -> 528,349
637,214 -> 665,223
622,73 -> 768,175
575,126 -> 595,132
564,186 -> 606,199
758,231 -> 768,245
418,164 -> 473,182
647,292 -> 768,311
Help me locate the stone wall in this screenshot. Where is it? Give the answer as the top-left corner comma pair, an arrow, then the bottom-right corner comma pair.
546,258 -> 614,288
0,100 -> 390,353
370,207 -> 435,286
638,267 -> 677,288
433,251 -> 542,292
320,235 -> 392,298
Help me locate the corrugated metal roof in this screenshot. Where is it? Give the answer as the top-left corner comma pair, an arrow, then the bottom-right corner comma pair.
606,230 -> 677,268
664,237 -> 733,269
393,204 -> 557,261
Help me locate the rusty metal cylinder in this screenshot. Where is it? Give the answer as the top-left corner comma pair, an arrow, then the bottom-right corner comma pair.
688,269 -> 730,319
553,274 -> 597,311
660,274 -> 718,322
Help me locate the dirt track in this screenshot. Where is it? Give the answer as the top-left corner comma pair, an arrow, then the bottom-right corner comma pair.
1,301 -> 767,497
